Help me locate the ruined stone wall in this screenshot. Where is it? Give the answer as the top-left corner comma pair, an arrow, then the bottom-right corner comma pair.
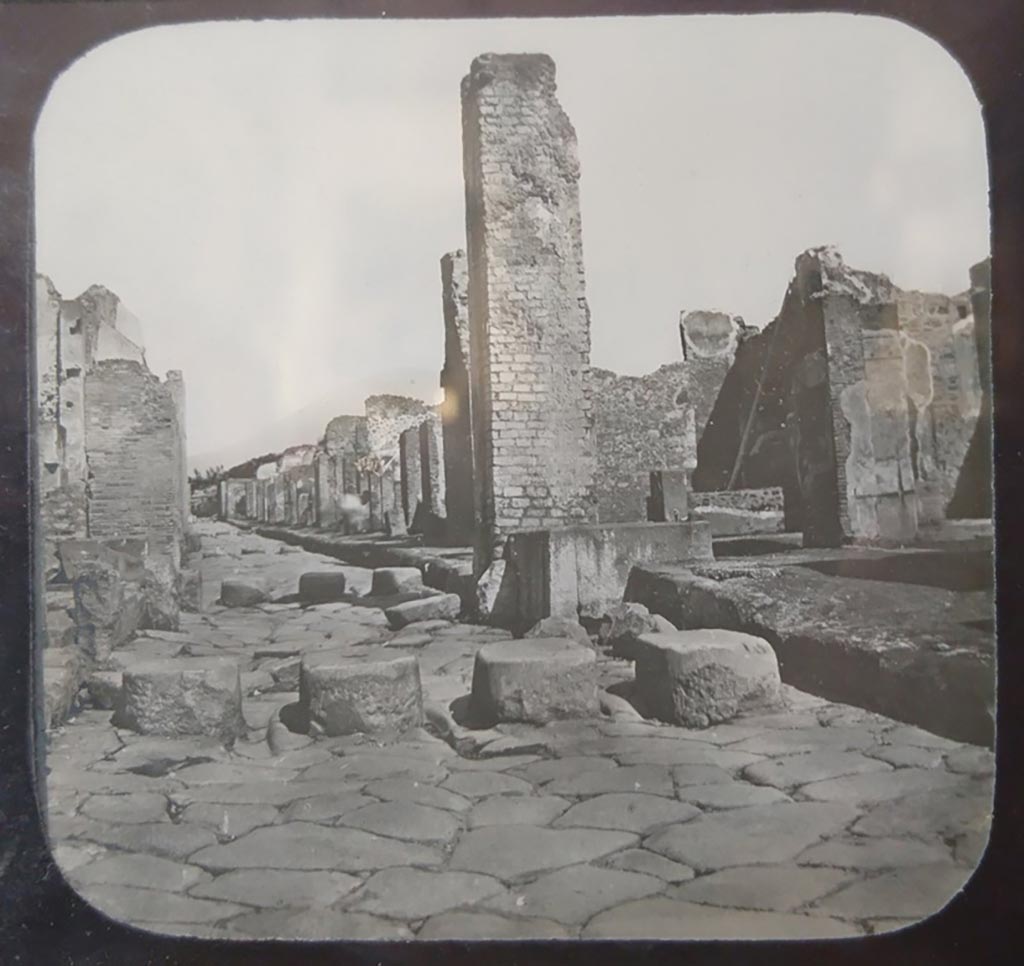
679,310 -> 747,445
896,291 -> 980,526
399,426 -> 423,527
948,258 -> 993,519
165,371 -> 189,528
419,412 -> 446,520
439,250 -> 476,544
365,395 -> 431,461
462,53 -> 597,575
591,364 -> 696,523
83,360 -> 184,562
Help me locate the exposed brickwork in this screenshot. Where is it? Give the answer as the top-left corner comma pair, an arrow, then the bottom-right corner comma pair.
462,53 -> 597,574
690,487 -> 785,512
591,364 -> 696,523
84,360 -> 184,562
439,250 -> 475,543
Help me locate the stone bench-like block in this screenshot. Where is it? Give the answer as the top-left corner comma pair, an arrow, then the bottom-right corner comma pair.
385,593 -> 461,629
221,580 -> 269,607
633,629 -> 782,728
114,657 -> 246,739
300,649 -> 423,736
298,571 -> 348,604
370,567 -> 424,596
470,638 -> 598,725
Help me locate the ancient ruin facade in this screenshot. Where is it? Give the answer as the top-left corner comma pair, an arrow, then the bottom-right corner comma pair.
35,275 -> 187,579
692,248 -> 987,546
462,53 -> 597,575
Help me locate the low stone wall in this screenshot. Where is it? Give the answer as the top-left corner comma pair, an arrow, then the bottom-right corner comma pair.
506,521 -> 713,629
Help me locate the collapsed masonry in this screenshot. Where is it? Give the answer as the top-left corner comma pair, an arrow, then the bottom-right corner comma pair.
35,276 -> 191,726
208,51 -> 991,627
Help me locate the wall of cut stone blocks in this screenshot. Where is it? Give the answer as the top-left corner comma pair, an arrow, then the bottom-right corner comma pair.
399,427 -> 423,527
419,411 -> 445,520
462,53 -> 597,575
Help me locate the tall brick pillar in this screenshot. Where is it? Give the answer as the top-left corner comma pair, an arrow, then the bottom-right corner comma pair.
165,370 -> 189,534
461,53 -> 597,578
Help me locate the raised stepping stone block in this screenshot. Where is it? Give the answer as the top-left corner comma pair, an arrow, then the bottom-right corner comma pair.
371,567 -> 424,596
470,638 -> 598,725
300,649 -> 423,736
220,580 -> 269,607
298,571 -> 347,604
114,657 -> 246,739
385,593 -> 461,629
633,629 -> 782,728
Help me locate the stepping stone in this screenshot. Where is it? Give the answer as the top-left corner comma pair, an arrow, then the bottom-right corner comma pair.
670,864 -> 851,912
485,863 -> 662,924
113,658 -> 246,740
417,911 -> 572,940
349,868 -> 505,920
633,629 -> 783,728
449,825 -> 636,881
525,616 -> 592,649
220,580 -> 268,607
371,567 -> 423,596
300,648 -> 422,736
469,638 -> 598,725
297,572 -> 347,604
553,793 -> 700,834
190,869 -> 360,908
581,898 -> 859,939
385,593 -> 461,629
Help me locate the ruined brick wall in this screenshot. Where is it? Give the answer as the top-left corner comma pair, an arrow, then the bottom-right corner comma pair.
365,395 -> 431,461
83,360 -> 184,561
439,250 -> 476,543
896,291 -> 981,526
690,487 -> 785,512
164,371 -> 189,528
462,53 -> 597,574
591,364 -> 696,523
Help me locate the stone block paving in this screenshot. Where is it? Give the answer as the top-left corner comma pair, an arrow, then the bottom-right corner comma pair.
45,520 -> 994,941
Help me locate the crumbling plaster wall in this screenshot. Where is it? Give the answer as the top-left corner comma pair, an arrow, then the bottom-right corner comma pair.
591,364 -> 696,524
462,53 -> 597,576
439,250 -> 475,544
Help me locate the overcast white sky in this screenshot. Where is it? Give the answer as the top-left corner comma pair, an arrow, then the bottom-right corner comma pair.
34,14 -> 989,471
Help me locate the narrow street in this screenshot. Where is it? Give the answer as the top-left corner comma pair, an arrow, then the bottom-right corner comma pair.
46,520 -> 993,940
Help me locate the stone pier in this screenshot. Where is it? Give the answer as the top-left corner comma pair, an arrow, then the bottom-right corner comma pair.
462,53 -> 597,577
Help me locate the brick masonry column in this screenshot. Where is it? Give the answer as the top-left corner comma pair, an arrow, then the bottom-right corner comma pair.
461,53 -> 597,577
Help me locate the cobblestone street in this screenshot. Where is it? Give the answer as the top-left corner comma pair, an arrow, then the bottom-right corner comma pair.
45,521 -> 993,940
